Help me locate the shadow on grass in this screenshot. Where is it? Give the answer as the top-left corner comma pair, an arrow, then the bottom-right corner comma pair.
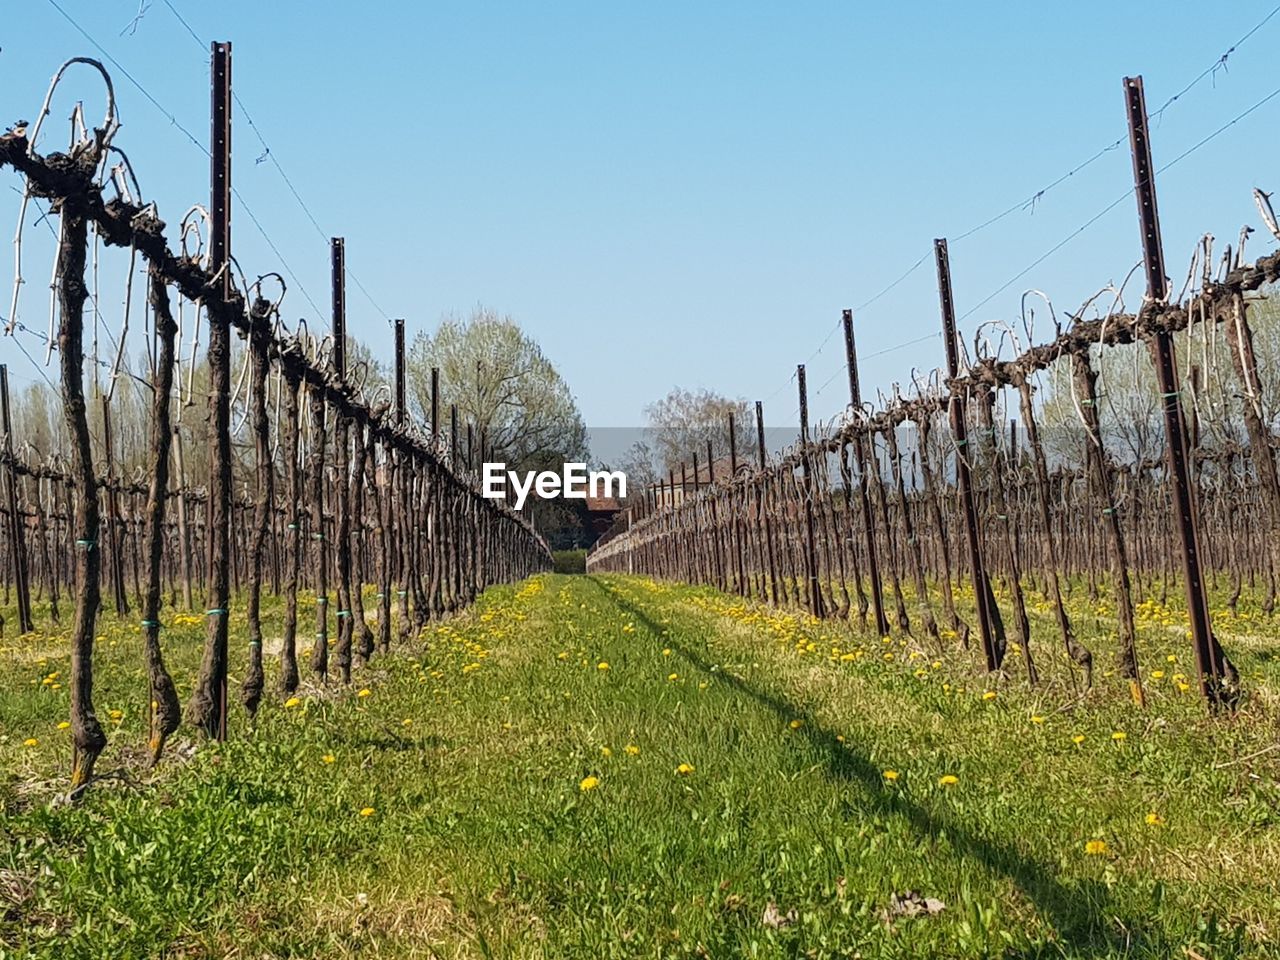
588,576 -> 1180,959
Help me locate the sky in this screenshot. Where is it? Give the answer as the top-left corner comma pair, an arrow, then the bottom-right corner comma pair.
4,1 -> 1280,437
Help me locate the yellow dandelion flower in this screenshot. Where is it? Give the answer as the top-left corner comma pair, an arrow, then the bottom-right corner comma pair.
22,738 -> 38,748
675,762 -> 695,776
402,718 -> 413,727
1084,839 -> 1107,855
57,721 -> 70,731
624,744 -> 640,756
108,709 -> 123,721
667,673 -> 679,682
579,775 -> 600,792
557,651 -> 569,661
359,807 -> 376,817
285,696 -> 302,708
1111,731 -> 1127,741
788,719 -> 804,730
600,746 -> 612,757
1031,715 -> 1045,724
1151,670 -> 1165,680
322,754 -> 335,764
662,648 -> 672,656
357,688 -> 372,698
982,691 -> 997,701
1145,812 -> 1163,826
597,661 -> 610,671
882,770 -> 899,781
938,774 -> 959,787
1072,734 -> 1085,745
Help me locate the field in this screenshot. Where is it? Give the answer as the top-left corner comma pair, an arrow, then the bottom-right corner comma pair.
3,574 -> 1280,958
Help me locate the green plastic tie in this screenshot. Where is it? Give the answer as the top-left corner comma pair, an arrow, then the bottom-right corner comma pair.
206,608 -> 227,616
140,619 -> 160,628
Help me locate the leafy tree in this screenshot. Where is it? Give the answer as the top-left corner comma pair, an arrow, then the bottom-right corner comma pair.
407,306 -> 587,469
643,388 -> 756,474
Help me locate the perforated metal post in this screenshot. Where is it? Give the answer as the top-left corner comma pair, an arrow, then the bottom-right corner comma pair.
1124,74 -> 1232,707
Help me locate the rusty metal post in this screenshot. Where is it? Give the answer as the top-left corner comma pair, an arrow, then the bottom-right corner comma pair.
203,38 -> 233,740
1123,74 -> 1235,707
935,240 -> 1002,673
430,367 -> 440,443
756,400 -> 779,604
843,310 -> 889,636
394,319 -> 406,424
797,365 -> 826,617
728,413 -> 738,476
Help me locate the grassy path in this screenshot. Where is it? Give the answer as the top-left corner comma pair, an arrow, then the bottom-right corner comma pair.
3,574 -> 1279,957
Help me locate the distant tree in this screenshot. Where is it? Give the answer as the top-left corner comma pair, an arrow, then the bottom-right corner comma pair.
643,388 -> 756,474
607,439 -> 659,503
407,307 -> 587,469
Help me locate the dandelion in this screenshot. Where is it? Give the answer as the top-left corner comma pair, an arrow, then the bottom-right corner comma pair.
938,774 -> 958,787
557,651 -> 569,661
982,691 -> 997,701
882,770 -> 899,781
1084,839 -> 1108,855
668,673 -> 679,682
1031,715 -> 1045,724
600,746 -> 612,757
57,721 -> 70,731
1151,670 -> 1165,680
322,754 -> 335,764
1072,734 -> 1085,745
22,738 -> 38,748
676,763 -> 695,776
357,688 -> 371,698
1145,812 -> 1164,826
1111,731 -> 1127,742
359,807 -> 376,817
624,744 -> 640,756
1167,654 -> 1177,663
788,718 -> 804,730
108,709 -> 123,721
663,648 -> 672,656
698,681 -> 709,690
579,775 -> 600,792
597,661 -> 610,671
285,696 -> 302,708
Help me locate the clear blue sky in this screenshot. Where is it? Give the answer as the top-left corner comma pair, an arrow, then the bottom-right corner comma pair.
5,1 -> 1280,433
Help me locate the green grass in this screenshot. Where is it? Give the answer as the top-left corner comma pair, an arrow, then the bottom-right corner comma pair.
2,574 -> 1280,958
552,549 -> 587,574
